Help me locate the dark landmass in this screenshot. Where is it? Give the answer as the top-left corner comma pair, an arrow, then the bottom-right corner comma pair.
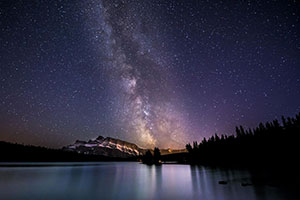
0,141 -> 137,162
185,112 -> 299,168
160,152 -> 188,163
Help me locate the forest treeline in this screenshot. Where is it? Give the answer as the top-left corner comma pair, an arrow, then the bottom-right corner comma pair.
186,112 -> 300,167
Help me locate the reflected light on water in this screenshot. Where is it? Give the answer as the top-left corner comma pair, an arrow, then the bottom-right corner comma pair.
0,162 -> 296,200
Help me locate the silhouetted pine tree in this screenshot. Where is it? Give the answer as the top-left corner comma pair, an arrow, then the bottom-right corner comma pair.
142,150 -> 153,164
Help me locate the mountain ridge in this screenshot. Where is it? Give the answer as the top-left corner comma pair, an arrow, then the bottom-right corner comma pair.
63,136 -> 186,158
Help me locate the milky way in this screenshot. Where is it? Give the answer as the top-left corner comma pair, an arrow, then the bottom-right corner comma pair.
98,0 -> 188,148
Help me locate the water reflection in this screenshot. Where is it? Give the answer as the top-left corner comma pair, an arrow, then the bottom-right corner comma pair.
0,162 -> 297,200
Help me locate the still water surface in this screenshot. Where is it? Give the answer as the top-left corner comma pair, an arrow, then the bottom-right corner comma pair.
0,162 -> 296,200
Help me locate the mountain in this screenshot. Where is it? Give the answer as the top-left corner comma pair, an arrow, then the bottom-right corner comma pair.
63,136 -> 146,158
0,141 -> 123,162
63,136 -> 187,158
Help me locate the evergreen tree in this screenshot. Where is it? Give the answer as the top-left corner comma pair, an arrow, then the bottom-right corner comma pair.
142,150 -> 153,164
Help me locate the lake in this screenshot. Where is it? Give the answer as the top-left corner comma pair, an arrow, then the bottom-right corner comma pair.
0,162 -> 296,200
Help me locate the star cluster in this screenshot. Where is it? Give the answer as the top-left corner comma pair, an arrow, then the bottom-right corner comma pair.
0,0 -> 299,148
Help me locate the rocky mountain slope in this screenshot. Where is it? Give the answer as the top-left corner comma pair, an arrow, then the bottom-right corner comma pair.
63,136 -> 146,158
63,136 -> 186,158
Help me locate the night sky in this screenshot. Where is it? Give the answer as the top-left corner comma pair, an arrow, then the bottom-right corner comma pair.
0,0 -> 299,149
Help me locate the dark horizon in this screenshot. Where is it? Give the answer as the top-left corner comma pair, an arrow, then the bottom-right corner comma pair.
1,0 -> 299,149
